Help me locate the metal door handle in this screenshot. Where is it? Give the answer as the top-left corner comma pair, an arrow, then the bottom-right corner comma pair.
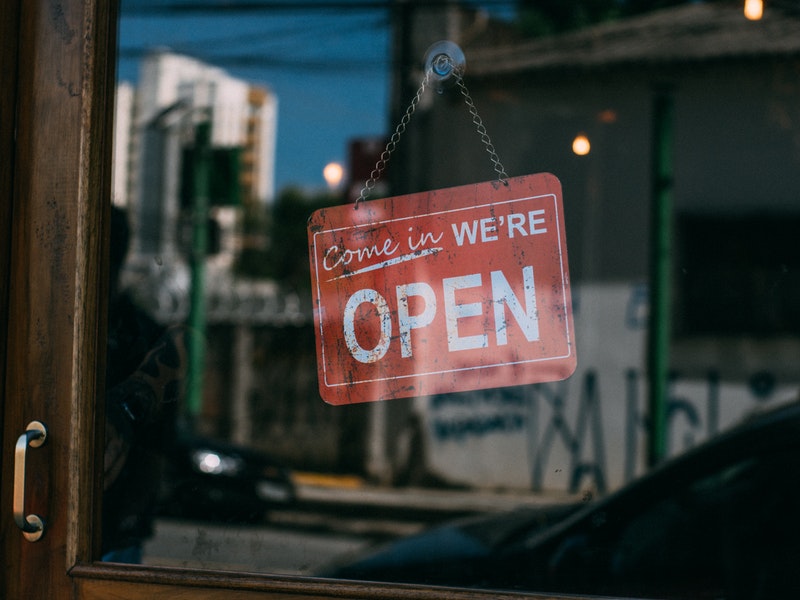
13,421 -> 47,542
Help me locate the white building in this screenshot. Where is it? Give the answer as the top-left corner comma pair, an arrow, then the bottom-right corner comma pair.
111,80 -> 134,208
134,50 -> 277,203
112,50 -> 280,322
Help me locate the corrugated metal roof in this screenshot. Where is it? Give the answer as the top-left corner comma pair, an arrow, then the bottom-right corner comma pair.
466,3 -> 800,76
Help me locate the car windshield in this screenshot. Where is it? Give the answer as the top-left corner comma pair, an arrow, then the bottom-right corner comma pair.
106,1 -> 800,597
540,448 -> 798,598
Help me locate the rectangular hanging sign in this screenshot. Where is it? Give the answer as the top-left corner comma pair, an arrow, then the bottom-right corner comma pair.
308,173 -> 576,405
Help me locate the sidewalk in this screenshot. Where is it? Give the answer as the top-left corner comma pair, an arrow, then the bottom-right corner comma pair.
292,472 -> 579,518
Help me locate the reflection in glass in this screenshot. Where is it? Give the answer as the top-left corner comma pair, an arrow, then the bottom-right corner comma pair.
107,2 -> 800,597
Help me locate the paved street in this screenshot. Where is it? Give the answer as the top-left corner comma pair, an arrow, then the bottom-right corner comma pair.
142,479 -> 577,575
143,519 -> 371,575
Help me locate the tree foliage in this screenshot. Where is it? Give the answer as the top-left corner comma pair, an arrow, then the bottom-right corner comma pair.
236,187 -> 340,290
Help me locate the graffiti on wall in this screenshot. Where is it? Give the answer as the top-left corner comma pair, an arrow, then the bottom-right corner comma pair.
427,367 -> 787,494
422,283 -> 794,494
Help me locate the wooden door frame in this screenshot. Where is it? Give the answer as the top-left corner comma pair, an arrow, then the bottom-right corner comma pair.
1,0 -> 115,596
0,2 -> 21,591
0,0 -> 20,444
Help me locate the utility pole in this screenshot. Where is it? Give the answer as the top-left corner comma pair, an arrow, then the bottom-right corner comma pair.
187,119 -> 211,421
647,86 -> 674,467
389,0 -> 414,196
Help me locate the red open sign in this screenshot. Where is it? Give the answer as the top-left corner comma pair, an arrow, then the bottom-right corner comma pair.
308,173 -> 576,405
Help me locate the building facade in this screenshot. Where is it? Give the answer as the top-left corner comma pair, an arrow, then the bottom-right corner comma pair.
112,50 -> 281,322
376,2 -> 800,492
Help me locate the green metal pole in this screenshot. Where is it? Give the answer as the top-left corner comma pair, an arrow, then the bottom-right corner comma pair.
648,87 -> 674,467
187,120 -> 211,419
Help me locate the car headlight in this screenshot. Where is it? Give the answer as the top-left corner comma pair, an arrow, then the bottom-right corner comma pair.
190,449 -> 245,476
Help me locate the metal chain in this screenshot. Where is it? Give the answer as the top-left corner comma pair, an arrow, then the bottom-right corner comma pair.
355,58 -> 509,207
355,69 -> 432,207
455,74 -> 509,185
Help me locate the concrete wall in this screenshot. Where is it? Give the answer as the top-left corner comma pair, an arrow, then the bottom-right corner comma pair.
415,283 -> 798,493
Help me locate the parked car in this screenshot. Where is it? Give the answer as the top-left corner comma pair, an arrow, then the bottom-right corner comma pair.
157,435 -> 296,523
322,399 -> 800,598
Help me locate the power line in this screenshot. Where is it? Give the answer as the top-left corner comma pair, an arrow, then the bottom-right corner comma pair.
118,11 -> 391,74
171,15 -> 388,50
117,47 -> 388,72
123,1 -> 387,12
121,0 -> 519,15
117,0 -> 518,77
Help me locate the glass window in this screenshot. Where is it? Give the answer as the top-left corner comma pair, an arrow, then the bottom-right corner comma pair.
104,2 -> 800,597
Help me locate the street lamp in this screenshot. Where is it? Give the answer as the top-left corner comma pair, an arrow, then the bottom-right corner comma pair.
323,161 -> 345,190
744,0 -> 763,20
572,134 -> 591,156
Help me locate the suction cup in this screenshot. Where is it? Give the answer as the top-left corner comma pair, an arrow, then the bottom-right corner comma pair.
424,40 -> 465,93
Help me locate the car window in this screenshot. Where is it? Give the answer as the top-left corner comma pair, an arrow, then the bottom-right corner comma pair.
607,460 -> 756,597
548,451 -> 800,598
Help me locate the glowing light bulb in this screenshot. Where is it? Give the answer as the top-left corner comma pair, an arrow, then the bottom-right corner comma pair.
572,134 -> 591,156
323,162 -> 344,189
744,0 -> 763,21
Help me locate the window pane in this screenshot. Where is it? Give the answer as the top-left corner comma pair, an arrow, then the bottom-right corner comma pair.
103,2 -> 800,598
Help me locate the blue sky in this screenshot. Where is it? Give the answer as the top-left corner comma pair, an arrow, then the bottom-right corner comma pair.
118,1 -> 515,193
